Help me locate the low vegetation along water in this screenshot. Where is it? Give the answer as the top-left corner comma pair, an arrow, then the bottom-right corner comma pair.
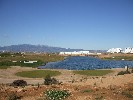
38,56 -> 133,70
16,70 -> 61,78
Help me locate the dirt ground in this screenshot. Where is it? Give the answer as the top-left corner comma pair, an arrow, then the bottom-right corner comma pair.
0,66 -> 133,100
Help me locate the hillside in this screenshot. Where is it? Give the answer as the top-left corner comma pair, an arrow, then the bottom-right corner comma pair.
0,44 -> 83,53
0,44 -> 106,53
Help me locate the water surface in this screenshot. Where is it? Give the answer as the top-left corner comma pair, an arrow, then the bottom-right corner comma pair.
38,56 -> 133,70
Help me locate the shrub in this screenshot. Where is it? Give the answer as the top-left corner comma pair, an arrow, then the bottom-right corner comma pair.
44,75 -> 52,85
11,80 -> 27,87
0,66 -> 11,69
131,67 -> 133,73
117,71 -> 130,75
122,91 -> 133,98
51,78 -> 59,84
45,90 -> 70,100
44,75 -> 59,85
7,93 -> 20,100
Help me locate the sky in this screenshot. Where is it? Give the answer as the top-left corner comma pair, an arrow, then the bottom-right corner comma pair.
0,0 -> 133,50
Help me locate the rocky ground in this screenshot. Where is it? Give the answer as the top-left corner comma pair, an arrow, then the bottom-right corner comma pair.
0,66 -> 133,100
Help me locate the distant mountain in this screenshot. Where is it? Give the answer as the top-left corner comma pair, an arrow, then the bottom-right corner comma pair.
0,44 -> 106,53
0,44 -> 84,53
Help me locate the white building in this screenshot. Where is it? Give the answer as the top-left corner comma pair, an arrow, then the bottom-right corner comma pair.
24,61 -> 37,63
59,51 -> 90,55
79,51 -> 90,54
124,47 -> 133,53
107,48 -> 122,53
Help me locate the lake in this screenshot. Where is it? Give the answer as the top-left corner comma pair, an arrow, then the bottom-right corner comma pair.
38,56 -> 133,70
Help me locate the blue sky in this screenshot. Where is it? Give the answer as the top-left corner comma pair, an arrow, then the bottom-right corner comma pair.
0,0 -> 133,50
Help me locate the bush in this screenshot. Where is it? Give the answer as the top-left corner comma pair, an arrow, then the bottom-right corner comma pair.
11,80 -> 27,87
51,78 -> 59,84
7,93 -> 20,100
0,66 -> 11,69
131,68 -> 133,73
45,90 -> 70,100
122,91 -> 133,98
44,75 -> 59,85
44,75 -> 52,85
117,71 -> 130,75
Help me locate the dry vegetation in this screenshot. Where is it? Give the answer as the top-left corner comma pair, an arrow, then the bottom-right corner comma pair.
0,53 -> 133,100
0,67 -> 133,100
99,53 -> 133,61
0,52 -> 64,68
0,82 -> 133,100
0,52 -> 64,62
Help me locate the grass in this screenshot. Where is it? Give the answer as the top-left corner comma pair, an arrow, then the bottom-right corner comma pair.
16,70 -> 61,78
0,66 -> 11,69
0,53 -> 64,62
73,70 -> 113,76
102,55 -> 133,61
0,60 -> 44,68
0,53 -> 64,67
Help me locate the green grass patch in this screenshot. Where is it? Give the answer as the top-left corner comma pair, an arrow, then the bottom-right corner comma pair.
73,70 -> 113,76
0,60 -> 44,68
16,70 -> 61,78
0,53 -> 64,62
0,66 -> 11,69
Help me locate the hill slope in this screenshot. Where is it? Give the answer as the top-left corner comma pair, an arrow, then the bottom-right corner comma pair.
0,44 -> 83,53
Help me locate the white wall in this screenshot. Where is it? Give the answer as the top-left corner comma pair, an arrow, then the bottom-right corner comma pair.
107,48 -> 122,53
107,47 -> 133,54
124,47 -> 133,53
59,51 -> 90,55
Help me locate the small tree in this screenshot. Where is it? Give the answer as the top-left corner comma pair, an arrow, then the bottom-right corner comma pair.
44,75 -> 59,85
44,74 -> 52,85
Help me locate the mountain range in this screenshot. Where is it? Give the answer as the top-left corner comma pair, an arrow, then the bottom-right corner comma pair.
0,44 -> 106,53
